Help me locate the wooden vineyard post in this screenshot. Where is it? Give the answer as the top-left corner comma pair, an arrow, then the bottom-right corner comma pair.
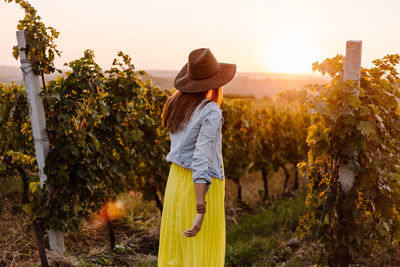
339,40 -> 362,193
343,41 -> 362,83
16,30 -> 65,255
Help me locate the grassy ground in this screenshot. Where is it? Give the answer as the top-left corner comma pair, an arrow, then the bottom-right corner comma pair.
0,164 -> 309,266
225,195 -> 309,267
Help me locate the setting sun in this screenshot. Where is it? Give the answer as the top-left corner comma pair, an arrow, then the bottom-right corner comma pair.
260,30 -> 318,74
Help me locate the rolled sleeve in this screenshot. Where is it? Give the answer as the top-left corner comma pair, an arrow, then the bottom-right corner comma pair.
194,177 -> 209,183
192,105 -> 222,190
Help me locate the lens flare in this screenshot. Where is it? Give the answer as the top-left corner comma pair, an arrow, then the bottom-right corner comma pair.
89,199 -> 126,228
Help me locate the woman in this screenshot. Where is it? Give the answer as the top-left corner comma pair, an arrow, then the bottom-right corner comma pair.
158,48 -> 236,266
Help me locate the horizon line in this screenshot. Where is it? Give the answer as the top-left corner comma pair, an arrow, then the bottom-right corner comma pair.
0,64 -> 325,77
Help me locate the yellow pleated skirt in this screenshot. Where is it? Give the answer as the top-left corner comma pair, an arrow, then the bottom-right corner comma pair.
157,162 -> 226,267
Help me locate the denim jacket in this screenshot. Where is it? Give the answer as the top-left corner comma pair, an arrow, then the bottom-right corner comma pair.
165,98 -> 224,195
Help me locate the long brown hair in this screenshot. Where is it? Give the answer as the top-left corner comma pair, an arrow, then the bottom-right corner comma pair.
162,87 -> 223,133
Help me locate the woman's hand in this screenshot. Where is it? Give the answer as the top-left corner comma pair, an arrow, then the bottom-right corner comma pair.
183,213 -> 205,237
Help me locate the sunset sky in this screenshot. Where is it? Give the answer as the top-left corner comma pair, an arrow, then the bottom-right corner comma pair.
1,0 -> 400,74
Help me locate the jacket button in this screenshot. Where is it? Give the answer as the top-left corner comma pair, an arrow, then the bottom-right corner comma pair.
181,161 -> 184,164
185,162 -> 190,167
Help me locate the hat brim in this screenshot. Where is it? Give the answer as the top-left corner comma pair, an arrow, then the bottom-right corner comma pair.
174,62 -> 237,93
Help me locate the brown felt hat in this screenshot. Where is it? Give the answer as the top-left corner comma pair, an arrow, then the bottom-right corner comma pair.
174,48 -> 236,93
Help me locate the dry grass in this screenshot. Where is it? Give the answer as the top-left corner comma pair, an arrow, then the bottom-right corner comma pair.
0,180 -> 39,266
0,182 -> 163,266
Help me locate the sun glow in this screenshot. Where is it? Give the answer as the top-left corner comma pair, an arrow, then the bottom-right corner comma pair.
260,30 -> 318,74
